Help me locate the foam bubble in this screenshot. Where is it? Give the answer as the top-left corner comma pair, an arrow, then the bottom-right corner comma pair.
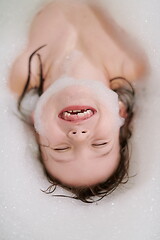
34,76 -> 125,136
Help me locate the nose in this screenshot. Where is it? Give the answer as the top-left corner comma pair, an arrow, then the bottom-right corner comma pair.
68,128 -> 89,141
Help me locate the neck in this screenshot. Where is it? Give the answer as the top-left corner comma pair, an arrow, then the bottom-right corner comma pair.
43,48 -> 110,91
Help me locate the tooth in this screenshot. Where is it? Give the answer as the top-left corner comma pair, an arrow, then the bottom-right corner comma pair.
87,110 -> 92,115
65,113 -> 70,116
63,112 -> 67,119
72,110 -> 80,113
78,113 -> 84,117
68,110 -> 72,113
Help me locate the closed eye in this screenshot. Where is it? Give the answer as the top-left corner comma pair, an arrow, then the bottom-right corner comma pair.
54,147 -> 70,152
92,142 -> 108,147
40,144 -> 70,152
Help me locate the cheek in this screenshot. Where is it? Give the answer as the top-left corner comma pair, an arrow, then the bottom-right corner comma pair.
44,125 -> 64,144
97,116 -> 120,141
99,115 -> 115,133
101,108 -> 122,132
36,108 -> 58,138
34,96 -> 59,136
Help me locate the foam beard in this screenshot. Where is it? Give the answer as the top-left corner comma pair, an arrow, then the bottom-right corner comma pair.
33,76 -> 125,136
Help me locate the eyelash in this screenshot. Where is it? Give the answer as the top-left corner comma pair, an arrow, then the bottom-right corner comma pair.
54,147 -> 70,151
92,142 -> 108,147
54,142 -> 108,151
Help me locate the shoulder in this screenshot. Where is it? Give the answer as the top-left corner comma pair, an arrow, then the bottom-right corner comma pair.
8,48 -> 40,96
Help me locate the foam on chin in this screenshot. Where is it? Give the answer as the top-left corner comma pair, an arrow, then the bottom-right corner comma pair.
34,76 -> 125,136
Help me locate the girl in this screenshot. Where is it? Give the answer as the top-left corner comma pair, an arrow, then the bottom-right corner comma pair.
9,0 -> 146,203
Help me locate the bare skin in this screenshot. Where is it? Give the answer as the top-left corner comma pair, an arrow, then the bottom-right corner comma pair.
9,0 -> 147,187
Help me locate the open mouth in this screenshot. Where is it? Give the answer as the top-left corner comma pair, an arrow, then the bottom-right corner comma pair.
58,105 -> 97,122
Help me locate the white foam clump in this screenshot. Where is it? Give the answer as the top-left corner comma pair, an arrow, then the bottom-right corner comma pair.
34,76 -> 125,136
19,88 -> 39,120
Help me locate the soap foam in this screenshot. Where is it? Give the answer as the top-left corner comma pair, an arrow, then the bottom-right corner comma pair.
34,76 -> 124,136
0,0 -> 160,239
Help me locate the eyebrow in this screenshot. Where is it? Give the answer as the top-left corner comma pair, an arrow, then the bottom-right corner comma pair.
52,146 -> 113,164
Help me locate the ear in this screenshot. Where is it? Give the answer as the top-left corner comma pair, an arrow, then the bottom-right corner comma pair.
119,101 -> 128,119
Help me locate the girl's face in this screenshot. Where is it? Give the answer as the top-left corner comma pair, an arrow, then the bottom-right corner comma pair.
33,77 -> 124,187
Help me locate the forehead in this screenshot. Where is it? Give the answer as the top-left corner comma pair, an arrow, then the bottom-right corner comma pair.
42,142 -> 120,187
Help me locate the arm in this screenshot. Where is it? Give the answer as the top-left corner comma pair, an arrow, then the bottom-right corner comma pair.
89,2 -> 148,82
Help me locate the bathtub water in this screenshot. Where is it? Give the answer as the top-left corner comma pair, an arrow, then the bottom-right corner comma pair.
0,0 -> 160,239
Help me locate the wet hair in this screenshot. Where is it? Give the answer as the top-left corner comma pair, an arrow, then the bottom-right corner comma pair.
18,46 -> 135,203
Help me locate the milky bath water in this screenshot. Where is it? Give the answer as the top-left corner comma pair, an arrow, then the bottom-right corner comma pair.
0,0 -> 160,239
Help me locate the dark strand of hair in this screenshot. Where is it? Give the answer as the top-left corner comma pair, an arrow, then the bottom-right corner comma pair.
18,45 -> 47,112
37,53 -> 45,96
